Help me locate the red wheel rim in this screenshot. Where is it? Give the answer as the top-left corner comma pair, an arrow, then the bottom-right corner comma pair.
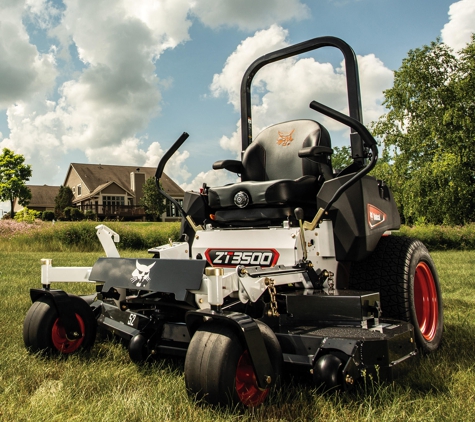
235,350 -> 269,407
414,262 -> 439,342
51,314 -> 85,354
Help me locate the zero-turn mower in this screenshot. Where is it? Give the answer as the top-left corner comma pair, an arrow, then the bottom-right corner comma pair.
23,36 -> 443,407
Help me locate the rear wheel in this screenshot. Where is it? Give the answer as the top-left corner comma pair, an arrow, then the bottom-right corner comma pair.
184,321 -> 282,407
349,236 -> 443,353
23,294 -> 96,355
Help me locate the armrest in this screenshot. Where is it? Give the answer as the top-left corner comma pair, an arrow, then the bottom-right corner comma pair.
298,146 -> 333,158
212,159 -> 244,174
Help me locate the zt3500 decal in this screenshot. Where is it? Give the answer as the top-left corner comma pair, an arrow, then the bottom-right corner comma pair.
205,249 -> 279,267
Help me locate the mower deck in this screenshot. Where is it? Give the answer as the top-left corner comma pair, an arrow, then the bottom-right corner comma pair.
90,284 -> 417,390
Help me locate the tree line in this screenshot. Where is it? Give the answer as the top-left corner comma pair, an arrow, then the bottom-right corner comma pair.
371,35 -> 475,225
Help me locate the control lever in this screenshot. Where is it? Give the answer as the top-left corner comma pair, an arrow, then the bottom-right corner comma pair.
294,208 -> 307,261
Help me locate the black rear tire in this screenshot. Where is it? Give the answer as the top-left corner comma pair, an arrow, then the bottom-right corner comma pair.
184,320 -> 282,407
349,236 -> 443,353
23,294 -> 96,355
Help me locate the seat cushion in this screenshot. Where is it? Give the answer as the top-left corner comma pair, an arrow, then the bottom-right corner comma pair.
208,175 -> 317,209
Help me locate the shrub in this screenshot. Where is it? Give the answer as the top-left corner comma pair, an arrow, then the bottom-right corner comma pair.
70,208 -> 84,221
397,224 -> 475,250
54,221 -> 98,247
84,210 -> 97,221
0,219 -> 43,238
62,207 -> 84,221
63,207 -> 73,220
14,208 -> 40,223
42,211 -> 55,221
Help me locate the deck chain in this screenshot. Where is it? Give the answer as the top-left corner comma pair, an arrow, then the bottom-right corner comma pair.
265,277 -> 280,317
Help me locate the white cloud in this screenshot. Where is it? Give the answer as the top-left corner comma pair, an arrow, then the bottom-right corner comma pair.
84,138 -> 192,184
218,121 -> 242,156
210,25 -> 289,110
357,54 -> 394,124
0,0 -> 57,109
0,0 -> 193,183
84,137 -> 152,166
441,0 -> 475,51
25,0 -> 62,29
142,140 -> 193,188
180,169 -> 238,191
190,0 -> 310,31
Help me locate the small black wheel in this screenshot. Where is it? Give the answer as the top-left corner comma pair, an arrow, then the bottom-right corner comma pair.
184,320 -> 282,407
349,236 -> 443,353
23,294 -> 96,355
313,354 -> 344,390
128,333 -> 149,363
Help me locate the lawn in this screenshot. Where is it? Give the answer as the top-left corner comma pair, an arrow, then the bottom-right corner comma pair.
0,247 -> 474,421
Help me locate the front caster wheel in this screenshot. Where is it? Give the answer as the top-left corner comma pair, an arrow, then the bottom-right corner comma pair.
184,321 -> 282,407
23,294 -> 96,355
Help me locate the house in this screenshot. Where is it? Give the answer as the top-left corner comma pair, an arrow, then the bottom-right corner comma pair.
64,163 -> 184,221
13,185 -> 60,214
14,164 -> 184,221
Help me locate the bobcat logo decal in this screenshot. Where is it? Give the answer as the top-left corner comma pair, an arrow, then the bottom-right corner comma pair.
277,129 -> 295,146
130,260 -> 156,287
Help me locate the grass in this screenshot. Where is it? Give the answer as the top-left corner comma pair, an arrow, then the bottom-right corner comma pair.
397,224 -> 475,250
0,220 -> 181,252
5,220 -> 475,253
0,247 -> 474,421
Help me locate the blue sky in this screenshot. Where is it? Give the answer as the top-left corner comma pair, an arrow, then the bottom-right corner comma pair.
0,0 -> 474,205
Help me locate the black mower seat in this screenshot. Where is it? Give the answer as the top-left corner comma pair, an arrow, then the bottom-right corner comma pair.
208,120 -> 333,221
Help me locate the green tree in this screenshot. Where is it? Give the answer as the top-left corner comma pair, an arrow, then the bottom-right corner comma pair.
331,146 -> 352,172
54,185 -> 74,218
140,177 -> 166,221
0,148 -> 32,218
372,37 -> 475,225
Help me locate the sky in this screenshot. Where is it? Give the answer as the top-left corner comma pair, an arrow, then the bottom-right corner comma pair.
1,0 -> 475,211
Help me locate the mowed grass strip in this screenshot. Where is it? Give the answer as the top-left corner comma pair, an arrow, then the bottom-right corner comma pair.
0,248 -> 474,421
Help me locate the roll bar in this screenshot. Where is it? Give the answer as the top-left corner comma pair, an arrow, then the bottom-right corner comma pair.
240,36 -> 365,162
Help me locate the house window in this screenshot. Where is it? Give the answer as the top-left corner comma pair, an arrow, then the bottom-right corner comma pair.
77,185 -> 81,196
166,199 -> 183,217
103,196 -> 125,206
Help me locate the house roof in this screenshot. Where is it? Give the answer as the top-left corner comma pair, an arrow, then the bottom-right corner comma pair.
26,185 -> 60,207
73,181 -> 135,203
65,163 -> 184,197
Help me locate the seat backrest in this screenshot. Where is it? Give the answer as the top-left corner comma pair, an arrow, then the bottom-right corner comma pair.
241,119 -> 332,182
